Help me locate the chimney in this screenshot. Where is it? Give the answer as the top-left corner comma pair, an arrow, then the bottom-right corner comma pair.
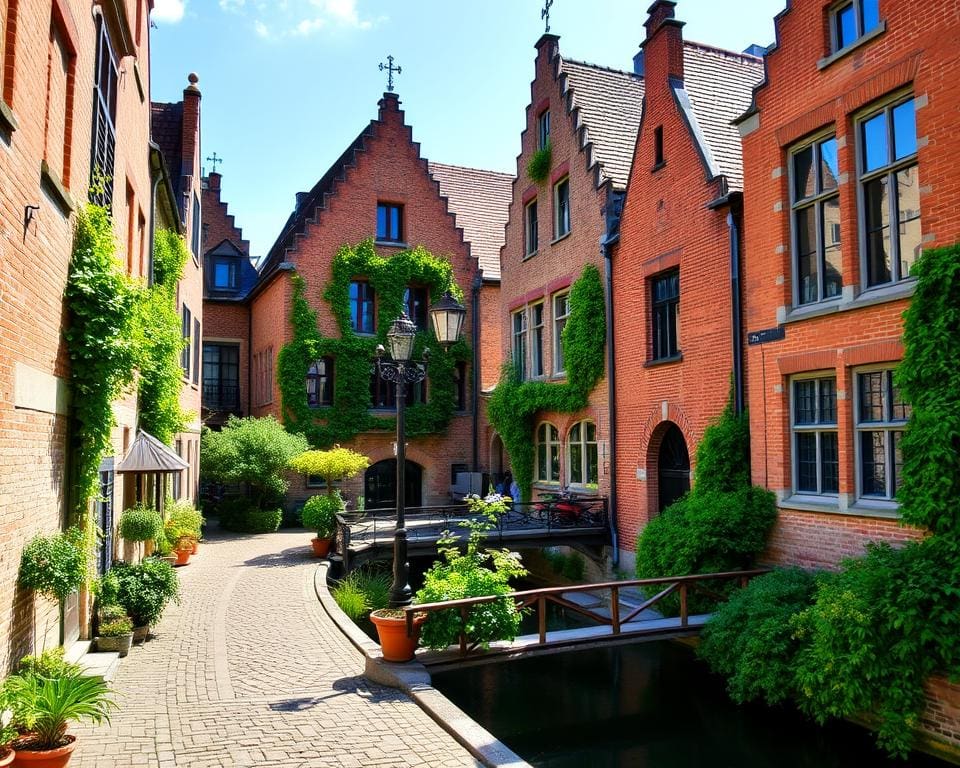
295,192 -> 309,211
208,171 -> 221,193
182,72 -> 202,179
633,50 -> 645,76
378,91 -> 401,122
642,0 -> 685,81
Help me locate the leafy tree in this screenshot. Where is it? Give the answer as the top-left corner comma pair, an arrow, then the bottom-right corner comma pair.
288,447 -> 369,496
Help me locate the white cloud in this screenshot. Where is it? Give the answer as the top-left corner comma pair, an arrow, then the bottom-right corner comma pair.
224,0 -> 378,39
152,0 -> 186,24
293,17 -> 326,35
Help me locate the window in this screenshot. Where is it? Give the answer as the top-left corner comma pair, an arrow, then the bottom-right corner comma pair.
536,423 -> 560,483
859,96 -> 920,287
791,135 -> 841,304
830,0 -> 880,52
376,202 -> 403,242
43,11 -> 75,192
568,421 -> 598,486
349,281 -> 376,333
512,310 -> 527,380
90,15 -> 118,206
193,318 -> 201,385
791,376 -> 839,496
553,292 -> 569,374
202,344 -> 240,411
191,195 -> 201,258
651,270 -> 680,360
654,125 -> 664,166
370,372 -> 425,409
306,357 -> 334,407
454,360 -> 467,411
531,302 -> 544,378
404,285 -> 428,330
213,258 -> 238,290
554,177 -> 570,238
525,200 -> 539,256
1,0 -> 18,107
180,305 -> 192,376
855,369 -> 910,501
538,109 -> 550,150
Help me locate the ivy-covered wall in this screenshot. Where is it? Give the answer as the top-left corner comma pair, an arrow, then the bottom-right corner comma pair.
277,239 -> 470,448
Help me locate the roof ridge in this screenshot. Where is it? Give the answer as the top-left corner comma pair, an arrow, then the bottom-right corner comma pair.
560,56 -> 642,79
683,39 -> 764,63
429,161 -> 514,178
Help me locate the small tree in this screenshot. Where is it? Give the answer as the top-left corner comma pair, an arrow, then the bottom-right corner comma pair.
200,416 -> 309,508
288,446 -> 369,496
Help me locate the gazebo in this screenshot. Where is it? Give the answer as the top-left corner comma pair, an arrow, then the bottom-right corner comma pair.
115,430 -> 189,516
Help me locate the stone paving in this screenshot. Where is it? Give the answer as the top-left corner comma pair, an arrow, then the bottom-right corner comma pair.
72,528 -> 481,768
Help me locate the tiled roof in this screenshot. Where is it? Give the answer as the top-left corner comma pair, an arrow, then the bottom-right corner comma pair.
204,240 -> 260,302
558,59 -> 645,189
681,42 -> 764,192
150,102 -> 183,213
428,162 -> 513,280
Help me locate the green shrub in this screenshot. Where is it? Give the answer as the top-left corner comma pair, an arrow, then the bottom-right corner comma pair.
17,649 -> 81,680
219,501 -> 282,534
18,528 -> 88,603
97,616 -> 133,637
289,448 -> 369,494
332,567 -> 392,622
692,396 -> 750,494
699,568 -> 820,706
118,504 -> 163,543
526,143 -> 551,183
109,559 -> 181,627
301,493 -> 343,538
166,498 -> 205,539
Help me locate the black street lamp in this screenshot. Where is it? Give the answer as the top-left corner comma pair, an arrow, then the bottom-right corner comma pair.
376,290 -> 466,608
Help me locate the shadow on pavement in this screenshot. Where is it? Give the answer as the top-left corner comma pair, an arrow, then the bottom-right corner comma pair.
242,546 -> 315,569
266,675 -> 405,712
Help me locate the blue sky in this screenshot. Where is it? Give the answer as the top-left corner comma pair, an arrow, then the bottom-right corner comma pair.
150,0 -> 786,258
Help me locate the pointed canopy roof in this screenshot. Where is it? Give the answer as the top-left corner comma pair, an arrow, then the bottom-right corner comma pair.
116,431 -> 189,474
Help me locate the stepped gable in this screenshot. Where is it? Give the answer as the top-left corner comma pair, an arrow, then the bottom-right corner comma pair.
427,162 -> 513,281
555,57 -> 645,190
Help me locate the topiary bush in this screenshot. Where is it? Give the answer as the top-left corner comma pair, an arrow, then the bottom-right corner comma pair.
18,528 -> 88,603
118,504 -> 164,543
301,493 -> 343,539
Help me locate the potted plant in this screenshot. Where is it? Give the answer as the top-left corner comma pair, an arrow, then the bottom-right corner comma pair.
369,609 -> 427,663
18,529 -> 87,631
107,559 -> 180,643
0,700 -> 18,767
300,493 -> 342,557
165,500 -> 204,554
164,523 -> 195,567
93,607 -> 133,658
5,664 -> 115,767
118,504 -> 163,559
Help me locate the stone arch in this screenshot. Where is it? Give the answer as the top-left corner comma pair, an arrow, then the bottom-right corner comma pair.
635,402 -> 695,520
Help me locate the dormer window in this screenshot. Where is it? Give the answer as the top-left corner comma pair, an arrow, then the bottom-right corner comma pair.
830,0 -> 880,52
377,202 -> 404,243
213,258 -> 238,290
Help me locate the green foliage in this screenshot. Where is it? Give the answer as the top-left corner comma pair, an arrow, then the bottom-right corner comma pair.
487,265 -> 606,499
218,499 -> 282,534
18,528 -> 88,602
415,495 -> 528,650
332,567 -> 392,622
543,549 -> 586,581
97,616 -> 133,637
108,559 -> 181,627
133,229 -> 188,444
289,447 -> 369,494
65,204 -> 139,514
693,393 -> 751,494
301,493 -> 343,538
165,499 -> 205,539
17,649 -> 81,680
896,242 -> 960,534
526,143 -> 552,183
277,241 -> 470,448
200,416 -> 309,507
118,504 -> 164,543
699,568 -> 820,706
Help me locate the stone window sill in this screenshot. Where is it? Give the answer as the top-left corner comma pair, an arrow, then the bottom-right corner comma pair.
817,23 -> 886,71
0,98 -> 18,137
780,494 -> 900,520
523,250 -> 538,261
375,239 -> 408,249
644,353 -> 683,369
783,280 -> 916,325
40,161 -> 75,215
550,232 -> 571,246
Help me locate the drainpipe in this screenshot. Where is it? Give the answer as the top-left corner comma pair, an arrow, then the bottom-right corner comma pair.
471,273 -> 482,473
601,235 -> 620,568
727,206 -> 744,416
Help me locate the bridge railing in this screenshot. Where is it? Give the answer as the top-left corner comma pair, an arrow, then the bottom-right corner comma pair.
404,568 -> 771,656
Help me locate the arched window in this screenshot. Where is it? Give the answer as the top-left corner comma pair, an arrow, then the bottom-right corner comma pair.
536,423 -> 560,482
568,421 -> 598,486
306,357 -> 334,407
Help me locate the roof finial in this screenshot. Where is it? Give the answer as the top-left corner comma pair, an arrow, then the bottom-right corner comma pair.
206,152 -> 223,173
379,55 -> 401,93
542,0 -> 554,33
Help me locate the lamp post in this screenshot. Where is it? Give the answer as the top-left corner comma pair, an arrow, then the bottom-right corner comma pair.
376,291 -> 466,608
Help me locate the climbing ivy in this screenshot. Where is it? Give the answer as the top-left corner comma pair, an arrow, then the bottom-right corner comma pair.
277,240 -> 470,448
487,264 -> 606,500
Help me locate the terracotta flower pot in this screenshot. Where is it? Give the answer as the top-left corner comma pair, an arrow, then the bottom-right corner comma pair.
310,537 -> 332,558
369,609 -> 426,663
12,736 -> 75,768
191,540 -> 199,555
174,548 -> 191,566
0,748 -> 14,767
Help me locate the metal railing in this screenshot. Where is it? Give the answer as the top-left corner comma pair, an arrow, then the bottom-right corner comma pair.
202,382 -> 240,411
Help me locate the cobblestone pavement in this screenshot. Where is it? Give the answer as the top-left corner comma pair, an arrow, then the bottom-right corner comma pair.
72,529 -> 481,768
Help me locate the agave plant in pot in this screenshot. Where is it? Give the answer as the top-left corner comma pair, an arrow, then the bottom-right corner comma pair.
300,493 -> 342,558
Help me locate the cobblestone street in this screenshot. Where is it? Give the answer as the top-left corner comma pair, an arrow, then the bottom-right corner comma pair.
72,529 -> 480,768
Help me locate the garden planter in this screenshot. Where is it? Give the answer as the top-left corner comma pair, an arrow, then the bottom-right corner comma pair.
191,540 -> 199,555
94,633 -> 133,658
12,736 -> 75,768
160,555 -> 177,566
369,609 -> 426,662
0,749 -> 14,767
132,625 -> 150,644
174,549 -> 191,566
311,537 -> 332,558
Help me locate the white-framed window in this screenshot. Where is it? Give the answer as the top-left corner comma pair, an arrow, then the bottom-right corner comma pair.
830,0 -> 880,53
567,420 -> 598,486
790,134 -> 841,305
854,368 -> 909,502
790,375 -> 839,497
531,302 -> 544,378
536,422 -> 560,483
553,176 -> 570,239
552,292 -> 569,375
538,109 -> 550,150
512,310 -> 527,380
525,200 -> 539,256
858,95 -> 920,288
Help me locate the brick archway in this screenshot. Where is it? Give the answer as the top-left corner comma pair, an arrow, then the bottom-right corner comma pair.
636,403 -> 695,522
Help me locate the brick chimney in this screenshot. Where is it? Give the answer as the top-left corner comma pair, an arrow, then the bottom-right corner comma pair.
181,72 -> 202,185
207,170 -> 221,193
642,0 -> 685,81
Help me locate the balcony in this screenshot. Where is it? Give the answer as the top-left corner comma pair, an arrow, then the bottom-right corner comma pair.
203,381 -> 240,413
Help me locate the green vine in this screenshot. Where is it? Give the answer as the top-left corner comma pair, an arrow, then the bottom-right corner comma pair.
277,239 -> 470,447
527,143 -> 552,184
487,264 -> 606,500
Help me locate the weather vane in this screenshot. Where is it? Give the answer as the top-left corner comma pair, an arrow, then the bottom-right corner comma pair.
379,55 -> 401,92
206,152 -> 223,172
542,0 -> 553,33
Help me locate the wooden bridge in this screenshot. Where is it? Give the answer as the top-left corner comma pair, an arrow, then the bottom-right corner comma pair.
333,497 -> 609,573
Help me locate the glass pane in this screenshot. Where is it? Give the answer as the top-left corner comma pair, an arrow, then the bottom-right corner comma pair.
858,372 -> 884,422
835,3 -> 857,48
892,99 -> 917,159
586,422 -> 596,441
570,443 -> 583,484
350,283 -> 360,329
819,378 -> 837,423
822,197 -> 842,298
890,382 -> 911,422
861,112 -> 889,173
549,424 -> 558,442
893,431 -> 904,492
821,432 -> 839,493
896,165 -> 922,279
214,262 -> 230,287
377,206 -> 388,240
538,443 -> 547,481
570,422 -> 581,442
538,423 -> 546,442
796,433 -> 818,493
793,145 -> 815,200
860,431 -> 887,496
796,207 -> 818,305
864,176 -> 892,286
550,444 -> 560,481
533,304 -> 543,326
862,0 -> 880,33
819,138 -> 839,192
587,444 -> 598,484
390,206 -> 401,240
794,380 -> 817,425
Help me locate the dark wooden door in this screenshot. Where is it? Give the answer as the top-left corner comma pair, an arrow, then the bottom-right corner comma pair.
364,459 -> 423,511
657,424 -> 690,513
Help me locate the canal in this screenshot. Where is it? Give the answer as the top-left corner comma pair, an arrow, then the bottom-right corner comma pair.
431,640 -> 945,767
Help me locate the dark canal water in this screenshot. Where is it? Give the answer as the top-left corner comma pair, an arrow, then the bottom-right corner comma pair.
431,640 -> 946,767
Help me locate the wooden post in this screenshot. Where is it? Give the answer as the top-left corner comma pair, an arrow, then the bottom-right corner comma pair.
611,585 -> 620,635
679,583 -> 688,627
459,606 -> 468,656
538,596 -> 547,644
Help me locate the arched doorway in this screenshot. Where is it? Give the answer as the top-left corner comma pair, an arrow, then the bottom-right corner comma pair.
657,424 -> 690,512
364,459 -> 423,511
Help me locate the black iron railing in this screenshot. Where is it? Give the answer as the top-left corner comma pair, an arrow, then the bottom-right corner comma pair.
203,382 -> 240,411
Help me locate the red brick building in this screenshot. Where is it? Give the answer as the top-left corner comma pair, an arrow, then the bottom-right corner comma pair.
612,2 -> 762,569
737,0 -> 960,569
495,32 -> 643,500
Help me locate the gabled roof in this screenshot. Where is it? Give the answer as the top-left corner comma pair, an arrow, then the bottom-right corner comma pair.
204,239 -> 260,302
151,102 -> 184,217
679,42 -> 764,192
428,163 -> 513,281
116,430 -> 188,474
557,58 -> 645,190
